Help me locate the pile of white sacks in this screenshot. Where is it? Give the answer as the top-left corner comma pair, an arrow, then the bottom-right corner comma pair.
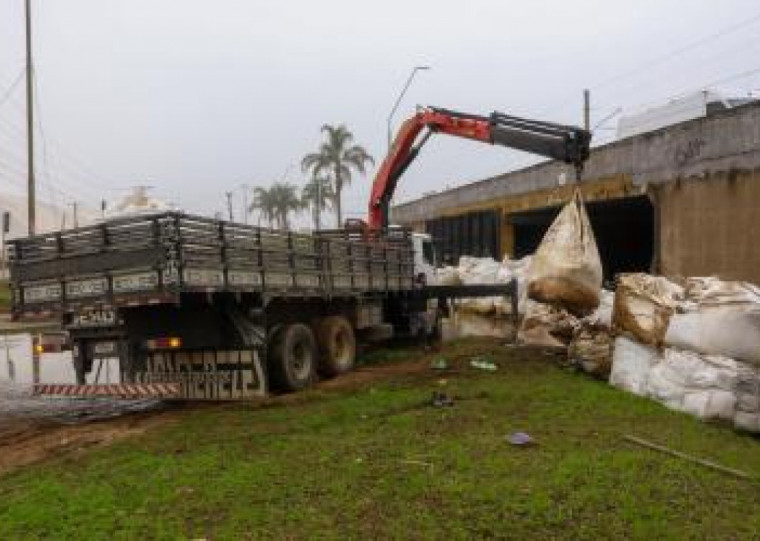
439,262 -> 760,432
435,189 -> 760,433
610,274 -> 760,433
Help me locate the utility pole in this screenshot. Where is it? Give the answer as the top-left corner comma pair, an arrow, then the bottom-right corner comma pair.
583,88 -> 591,131
25,0 -> 36,236
225,191 -> 233,221
70,202 -> 78,228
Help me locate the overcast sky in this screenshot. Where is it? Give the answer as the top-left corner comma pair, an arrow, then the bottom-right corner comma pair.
1,0 -> 759,226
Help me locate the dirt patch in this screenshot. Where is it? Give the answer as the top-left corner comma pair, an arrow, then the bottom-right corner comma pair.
0,410 -> 177,477
0,339 -> 519,476
318,357 -> 430,390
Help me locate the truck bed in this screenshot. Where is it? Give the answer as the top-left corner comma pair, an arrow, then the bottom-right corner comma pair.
9,212 -> 415,319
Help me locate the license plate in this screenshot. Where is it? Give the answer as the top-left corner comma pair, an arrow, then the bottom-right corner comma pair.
91,341 -> 118,358
70,308 -> 118,328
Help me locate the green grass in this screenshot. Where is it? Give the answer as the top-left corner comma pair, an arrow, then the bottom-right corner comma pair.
1,338 -> 759,540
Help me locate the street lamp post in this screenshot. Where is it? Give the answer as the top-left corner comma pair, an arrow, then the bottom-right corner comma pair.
237,183 -> 251,224
387,66 -> 430,151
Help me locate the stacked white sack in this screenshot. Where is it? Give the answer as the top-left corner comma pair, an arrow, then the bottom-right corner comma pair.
664,278 -> 760,366
608,275 -> 760,432
449,255 -> 532,316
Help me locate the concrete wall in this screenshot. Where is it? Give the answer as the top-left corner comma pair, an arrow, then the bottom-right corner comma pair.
392,101 -> 760,283
656,169 -> 760,284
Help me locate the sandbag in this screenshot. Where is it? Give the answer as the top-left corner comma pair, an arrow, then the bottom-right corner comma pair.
527,189 -> 602,315
734,411 -> 760,433
583,289 -> 614,329
612,273 -> 684,346
609,336 -> 659,396
456,255 -> 531,316
682,390 -> 736,421
683,277 -> 760,308
434,266 -> 461,286
646,361 -> 686,409
568,325 -> 613,378
734,365 -> 760,413
455,312 -> 515,340
518,300 -> 579,348
664,282 -> 760,366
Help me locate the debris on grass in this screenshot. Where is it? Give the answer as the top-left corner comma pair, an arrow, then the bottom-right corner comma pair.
430,357 -> 449,370
399,458 -> 434,470
622,434 -> 753,481
507,432 -> 536,446
470,355 -> 498,372
430,391 -> 455,408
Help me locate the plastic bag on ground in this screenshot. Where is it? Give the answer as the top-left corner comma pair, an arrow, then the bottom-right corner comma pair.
664,277 -> 760,366
612,273 -> 684,346
527,189 -> 602,316
609,336 -> 659,396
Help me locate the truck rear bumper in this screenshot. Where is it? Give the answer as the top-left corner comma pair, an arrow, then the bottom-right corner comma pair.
32,383 -> 181,399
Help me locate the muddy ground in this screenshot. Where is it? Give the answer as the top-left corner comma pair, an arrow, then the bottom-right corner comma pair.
0,341 -> 557,477
0,350 -> 440,476
0,381 -> 173,476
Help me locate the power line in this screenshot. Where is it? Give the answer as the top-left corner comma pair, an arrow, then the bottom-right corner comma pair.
591,34 -> 760,114
542,9 -> 760,121
594,9 -> 760,92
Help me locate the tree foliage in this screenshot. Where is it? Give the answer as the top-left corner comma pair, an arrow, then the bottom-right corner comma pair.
301,124 -> 374,227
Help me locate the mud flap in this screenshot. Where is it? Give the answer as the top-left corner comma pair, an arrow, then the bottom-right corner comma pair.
138,347 -> 267,400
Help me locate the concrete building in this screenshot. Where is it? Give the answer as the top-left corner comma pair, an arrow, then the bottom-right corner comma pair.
391,100 -> 760,285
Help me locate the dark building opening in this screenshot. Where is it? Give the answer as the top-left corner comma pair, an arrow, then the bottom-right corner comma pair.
426,209 -> 501,265
509,195 -> 654,281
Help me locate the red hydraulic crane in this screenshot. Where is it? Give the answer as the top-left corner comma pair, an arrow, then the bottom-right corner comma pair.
368,106 -> 592,229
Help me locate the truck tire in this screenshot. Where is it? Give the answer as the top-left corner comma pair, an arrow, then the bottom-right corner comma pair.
268,323 -> 317,392
316,316 -> 356,377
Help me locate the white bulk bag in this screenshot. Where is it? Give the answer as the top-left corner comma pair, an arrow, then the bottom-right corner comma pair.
609,336 -> 659,396
612,273 -> 684,346
527,189 -> 602,315
665,278 -> 760,366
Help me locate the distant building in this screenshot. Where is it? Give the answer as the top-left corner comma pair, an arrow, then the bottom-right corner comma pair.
616,90 -> 757,139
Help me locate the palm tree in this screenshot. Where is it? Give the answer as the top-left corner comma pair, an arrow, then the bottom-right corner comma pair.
301,175 -> 334,231
269,182 -> 303,230
250,184 -> 303,229
301,125 -> 374,227
250,186 -> 278,228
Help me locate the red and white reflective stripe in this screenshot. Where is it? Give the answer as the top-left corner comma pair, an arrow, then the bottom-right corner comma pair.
32,383 -> 181,399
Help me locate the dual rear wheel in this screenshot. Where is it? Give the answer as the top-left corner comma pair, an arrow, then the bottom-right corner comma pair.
267,316 -> 356,392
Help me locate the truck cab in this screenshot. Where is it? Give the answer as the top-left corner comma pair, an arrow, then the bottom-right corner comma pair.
411,232 -> 436,285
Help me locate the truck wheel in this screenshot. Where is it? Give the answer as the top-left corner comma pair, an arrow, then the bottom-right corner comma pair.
268,323 -> 317,392
316,316 -> 356,377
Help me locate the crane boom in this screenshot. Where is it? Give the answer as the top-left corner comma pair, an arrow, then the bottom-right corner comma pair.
368,106 -> 591,229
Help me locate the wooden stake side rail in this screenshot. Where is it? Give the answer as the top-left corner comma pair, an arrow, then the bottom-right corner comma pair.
9,212 -> 416,316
